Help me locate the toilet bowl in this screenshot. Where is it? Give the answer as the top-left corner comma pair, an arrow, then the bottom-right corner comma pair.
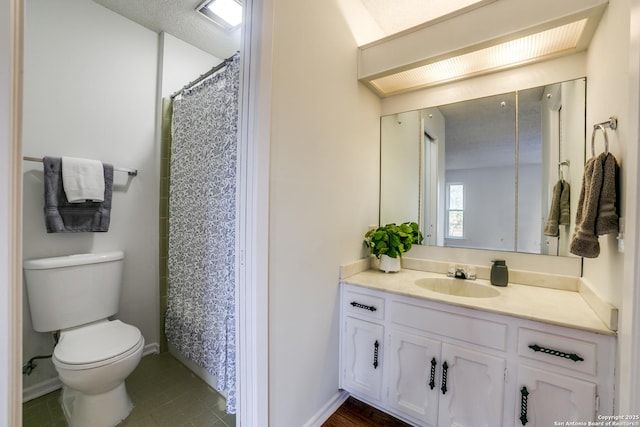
52,320 -> 144,427
23,251 -> 144,427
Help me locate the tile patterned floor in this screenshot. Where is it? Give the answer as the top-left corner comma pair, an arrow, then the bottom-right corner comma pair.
22,352 -> 236,427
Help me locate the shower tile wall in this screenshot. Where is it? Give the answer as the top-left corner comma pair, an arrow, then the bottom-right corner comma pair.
159,99 -> 173,353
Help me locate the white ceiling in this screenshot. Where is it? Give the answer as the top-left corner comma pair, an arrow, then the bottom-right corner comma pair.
92,0 -> 490,59
92,0 -> 241,59
337,0 -> 493,46
440,86 -> 545,170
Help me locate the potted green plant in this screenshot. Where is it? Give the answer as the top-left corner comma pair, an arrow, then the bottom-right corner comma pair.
364,222 -> 424,272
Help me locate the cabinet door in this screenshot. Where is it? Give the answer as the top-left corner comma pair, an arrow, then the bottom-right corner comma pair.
438,343 -> 506,427
387,329 -> 442,426
342,316 -> 384,401
516,365 -> 596,426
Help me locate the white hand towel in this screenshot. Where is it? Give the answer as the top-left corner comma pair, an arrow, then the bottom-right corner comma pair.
62,156 -> 105,203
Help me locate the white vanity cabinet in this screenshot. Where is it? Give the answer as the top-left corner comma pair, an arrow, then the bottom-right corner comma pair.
341,283 -> 509,426
385,329 -> 507,427
342,316 -> 384,402
436,343 -> 506,427
341,286 -> 386,403
386,296 -> 508,427
339,282 -> 616,427
514,327 -> 614,426
516,365 -> 596,426
385,329 -> 441,425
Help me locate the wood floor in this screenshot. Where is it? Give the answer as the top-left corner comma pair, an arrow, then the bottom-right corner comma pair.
322,397 -> 413,427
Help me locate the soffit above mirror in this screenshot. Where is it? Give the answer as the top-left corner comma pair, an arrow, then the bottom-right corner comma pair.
337,0 -> 497,46
358,0 -> 608,97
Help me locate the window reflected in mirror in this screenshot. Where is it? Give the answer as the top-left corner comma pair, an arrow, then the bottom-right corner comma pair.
380,78 -> 586,257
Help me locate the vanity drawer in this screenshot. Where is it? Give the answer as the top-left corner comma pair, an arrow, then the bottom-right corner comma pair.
390,300 -> 507,351
518,328 -> 597,375
343,287 -> 385,321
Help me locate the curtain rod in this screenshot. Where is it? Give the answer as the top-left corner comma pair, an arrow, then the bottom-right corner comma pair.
170,53 -> 237,100
23,156 -> 138,177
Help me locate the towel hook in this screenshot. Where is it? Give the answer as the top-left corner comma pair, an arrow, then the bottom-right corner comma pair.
591,124 -> 609,157
558,160 -> 570,181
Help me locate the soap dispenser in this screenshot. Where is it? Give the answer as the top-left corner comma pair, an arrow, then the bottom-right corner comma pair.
490,259 -> 508,287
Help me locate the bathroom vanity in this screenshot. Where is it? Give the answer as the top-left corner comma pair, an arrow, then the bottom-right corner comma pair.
339,266 -> 616,427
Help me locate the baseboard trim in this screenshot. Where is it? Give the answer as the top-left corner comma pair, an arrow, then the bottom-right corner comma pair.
303,389 -> 350,427
167,343 -> 223,396
23,376 -> 62,403
22,341 -> 161,403
143,342 -> 160,357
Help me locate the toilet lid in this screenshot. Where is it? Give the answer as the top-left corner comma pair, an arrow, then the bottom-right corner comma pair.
54,320 -> 142,365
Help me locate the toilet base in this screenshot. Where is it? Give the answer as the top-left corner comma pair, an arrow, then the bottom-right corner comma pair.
60,382 -> 133,427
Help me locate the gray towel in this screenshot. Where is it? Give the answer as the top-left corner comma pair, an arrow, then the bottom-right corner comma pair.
544,180 -> 571,237
43,156 -> 113,232
570,156 -> 601,258
596,152 -> 619,236
544,180 -> 563,237
559,180 -> 571,226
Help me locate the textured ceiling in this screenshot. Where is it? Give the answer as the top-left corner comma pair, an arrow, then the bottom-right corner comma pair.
92,0 -> 241,59
93,0 -> 487,58
440,86 -> 545,170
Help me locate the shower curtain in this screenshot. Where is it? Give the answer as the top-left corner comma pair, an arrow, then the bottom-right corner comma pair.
165,53 -> 239,413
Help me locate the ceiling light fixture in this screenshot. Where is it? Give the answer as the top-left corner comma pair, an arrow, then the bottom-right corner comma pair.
197,0 -> 242,31
368,19 -> 587,96
358,0 -> 608,97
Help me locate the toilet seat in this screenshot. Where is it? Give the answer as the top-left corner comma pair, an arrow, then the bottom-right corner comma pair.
53,320 -> 143,370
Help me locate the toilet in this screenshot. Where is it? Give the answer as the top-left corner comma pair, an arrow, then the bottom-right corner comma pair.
23,251 -> 144,427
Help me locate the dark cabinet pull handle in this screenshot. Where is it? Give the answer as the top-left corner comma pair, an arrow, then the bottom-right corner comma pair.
429,358 -> 437,390
373,340 -> 379,369
440,361 -> 448,394
350,301 -> 377,312
528,344 -> 584,362
519,386 -> 529,425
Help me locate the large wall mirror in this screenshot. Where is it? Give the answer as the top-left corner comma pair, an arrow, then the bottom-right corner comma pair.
380,77 -> 585,257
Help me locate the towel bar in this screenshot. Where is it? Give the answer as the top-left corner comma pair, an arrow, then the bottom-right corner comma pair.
591,125 -> 609,157
591,117 -> 617,157
558,160 -> 570,180
23,156 -> 138,176
593,116 -> 617,130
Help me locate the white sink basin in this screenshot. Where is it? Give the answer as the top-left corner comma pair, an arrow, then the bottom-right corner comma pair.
414,277 -> 501,298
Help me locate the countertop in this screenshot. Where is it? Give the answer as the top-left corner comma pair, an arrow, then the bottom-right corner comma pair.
342,268 -> 616,336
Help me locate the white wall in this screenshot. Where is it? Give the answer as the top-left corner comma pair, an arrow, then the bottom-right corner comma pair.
422,108 -> 445,246
0,0 -> 10,419
517,164 -> 543,253
21,0 -> 159,393
539,79 -> 586,256
445,166 -> 517,251
160,32 -> 222,98
582,0 -> 629,307
1,0 -> 21,423
380,111 -> 420,225
267,0 -> 381,424
584,0 -> 637,411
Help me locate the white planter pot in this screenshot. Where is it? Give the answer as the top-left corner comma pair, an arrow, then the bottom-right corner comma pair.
379,254 -> 401,273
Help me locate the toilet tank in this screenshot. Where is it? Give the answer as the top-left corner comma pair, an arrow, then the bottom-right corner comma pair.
23,251 -> 125,332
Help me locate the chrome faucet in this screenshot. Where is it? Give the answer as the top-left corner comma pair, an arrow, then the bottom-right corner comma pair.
454,268 -> 467,279
447,265 -> 476,280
